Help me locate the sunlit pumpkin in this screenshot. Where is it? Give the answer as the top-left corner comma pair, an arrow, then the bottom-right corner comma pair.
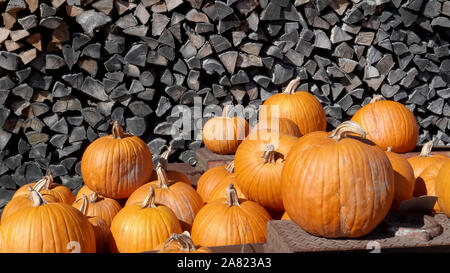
408,140 -> 448,178
252,117 -> 302,137
73,192 -> 122,227
436,160 -> 450,217
385,147 -> 415,208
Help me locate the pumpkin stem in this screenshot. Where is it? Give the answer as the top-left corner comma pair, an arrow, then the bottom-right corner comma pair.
225,161 -> 235,173
419,140 -> 434,157
33,173 -> 53,192
282,77 -> 301,94
155,163 -> 170,189
89,192 -> 98,204
328,121 -> 367,141
29,188 -> 48,207
225,184 -> 240,207
159,145 -> 172,170
142,186 -> 157,209
222,104 -> 232,117
164,231 -> 197,252
387,146 -> 393,152
370,95 -> 384,103
111,120 -> 124,139
262,144 -> 276,164
79,194 -> 89,216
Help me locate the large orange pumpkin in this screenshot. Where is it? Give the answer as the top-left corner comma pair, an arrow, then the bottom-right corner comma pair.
351,96 -> 418,152
0,189 -> 96,253
110,186 -> 182,253
1,186 -> 59,225
125,164 -> 204,231
282,121 -> 395,238
13,173 -> 74,204
150,145 -> 191,185
436,160 -> 450,217
252,117 -> 302,137
191,184 -> 271,247
202,105 -> 249,154
260,78 -> 327,135
81,120 -> 153,199
385,147 -> 415,208
77,194 -> 117,253
234,129 -> 298,211
73,192 -> 122,227
156,231 -> 212,253
407,140 -> 449,178
196,161 -> 236,202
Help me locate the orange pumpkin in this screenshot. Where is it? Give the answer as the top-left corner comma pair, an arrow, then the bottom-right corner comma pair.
351,96 -> 418,152
75,185 -> 97,200
191,184 -> 271,247
261,78 -> 327,135
196,161 -> 236,203
252,117 -> 302,137
13,173 -> 74,204
413,160 -> 449,211
125,164 -> 204,231
156,231 -> 212,253
77,194 -> 117,253
436,160 -> 450,217
209,179 -> 246,202
73,192 -> 122,227
81,121 -> 152,199
407,140 -> 449,178
282,121 -> 395,238
385,147 -> 415,208
110,186 -> 182,253
202,105 -> 249,154
0,189 -> 96,253
150,145 -> 191,185
234,129 -> 298,211
1,186 -> 59,225
281,212 -> 290,220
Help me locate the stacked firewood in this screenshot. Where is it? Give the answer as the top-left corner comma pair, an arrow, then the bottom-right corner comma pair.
1,0 -> 450,210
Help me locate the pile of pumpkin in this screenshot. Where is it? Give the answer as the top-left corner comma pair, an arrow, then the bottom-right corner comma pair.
1,78 -> 450,253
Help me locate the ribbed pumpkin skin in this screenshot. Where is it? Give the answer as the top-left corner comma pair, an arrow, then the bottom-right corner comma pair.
125,182 -> 204,231
0,202 -> 96,253
1,194 -> 59,225
385,150 -> 415,208
408,154 -> 448,178
196,166 -> 235,202
209,182 -> 245,202
252,117 -> 302,137
351,100 -> 418,152
414,161 -> 448,211
436,160 -> 450,217
261,92 -> 327,135
150,170 -> 191,185
282,131 -> 395,238
88,216 -> 117,253
81,132 -> 152,199
14,182 -> 74,204
73,195 -> 122,228
110,203 -> 182,253
234,130 -> 298,211
202,116 -> 249,155
75,185 -> 96,200
191,198 -> 271,247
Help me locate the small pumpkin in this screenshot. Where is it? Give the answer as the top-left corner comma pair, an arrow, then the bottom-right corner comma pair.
0,189 -> 96,253
385,147 -> 415,208
77,194 -> 117,253
81,120 -> 153,199
125,164 -> 204,231
75,185 -> 97,200
251,117 -> 302,137
260,77 -> 327,135
191,184 -> 271,247
413,160 -> 449,211
13,173 -> 74,204
150,145 -> 191,185
234,129 -> 298,211
196,161 -> 237,203
208,172 -> 246,203
282,121 -> 395,238
110,186 -> 182,253
351,96 -> 419,152
73,192 -> 122,227
1,186 -> 59,225
407,140 -> 449,178
436,160 -> 450,217
202,105 -> 249,155
156,231 -> 212,253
